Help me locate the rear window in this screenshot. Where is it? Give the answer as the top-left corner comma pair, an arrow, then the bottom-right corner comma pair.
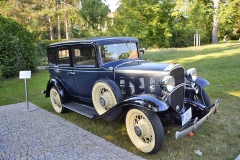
48,49 -> 56,66
58,48 -> 70,65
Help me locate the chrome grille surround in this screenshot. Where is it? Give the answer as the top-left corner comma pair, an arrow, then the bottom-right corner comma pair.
170,67 -> 184,86
168,67 -> 185,112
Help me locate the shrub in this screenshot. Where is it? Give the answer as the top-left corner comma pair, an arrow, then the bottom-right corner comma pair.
0,14 -> 37,78
0,64 -> 2,83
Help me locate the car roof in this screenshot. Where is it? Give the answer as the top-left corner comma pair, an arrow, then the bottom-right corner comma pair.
48,37 -> 139,48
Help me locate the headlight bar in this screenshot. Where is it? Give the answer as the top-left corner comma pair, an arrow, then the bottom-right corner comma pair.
159,76 -> 175,92
185,68 -> 197,81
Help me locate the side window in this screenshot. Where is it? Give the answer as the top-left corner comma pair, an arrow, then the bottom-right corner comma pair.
73,46 -> 95,67
48,49 -> 56,66
58,48 -> 70,66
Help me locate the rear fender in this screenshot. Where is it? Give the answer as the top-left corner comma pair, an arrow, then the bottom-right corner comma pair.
45,79 -> 68,100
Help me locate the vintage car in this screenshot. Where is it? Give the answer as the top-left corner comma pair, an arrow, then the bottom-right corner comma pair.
43,37 -> 220,154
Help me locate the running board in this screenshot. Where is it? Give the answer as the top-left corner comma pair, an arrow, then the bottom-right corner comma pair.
62,102 -> 98,118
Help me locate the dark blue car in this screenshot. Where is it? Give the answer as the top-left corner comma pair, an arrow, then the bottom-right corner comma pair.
44,37 -> 220,154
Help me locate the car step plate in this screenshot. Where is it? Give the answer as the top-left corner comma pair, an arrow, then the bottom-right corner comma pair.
62,102 -> 98,118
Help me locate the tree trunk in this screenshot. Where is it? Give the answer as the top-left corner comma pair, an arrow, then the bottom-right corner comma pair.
56,0 -> 61,39
212,0 -> 220,43
65,13 -> 69,40
58,15 -> 61,39
49,17 -> 54,40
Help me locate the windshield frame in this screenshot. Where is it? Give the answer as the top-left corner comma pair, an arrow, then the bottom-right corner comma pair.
98,42 -> 139,65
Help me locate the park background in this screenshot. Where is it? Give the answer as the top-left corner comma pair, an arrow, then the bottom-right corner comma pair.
0,0 -> 240,159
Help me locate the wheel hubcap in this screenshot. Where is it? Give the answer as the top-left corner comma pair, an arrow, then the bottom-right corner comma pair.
134,125 -> 143,137
99,97 -> 106,106
53,97 -> 57,104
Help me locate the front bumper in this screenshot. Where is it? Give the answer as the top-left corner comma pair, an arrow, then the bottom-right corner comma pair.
175,98 -> 220,139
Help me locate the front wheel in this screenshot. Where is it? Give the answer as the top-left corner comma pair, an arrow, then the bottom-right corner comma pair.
125,108 -> 164,154
201,89 -> 211,107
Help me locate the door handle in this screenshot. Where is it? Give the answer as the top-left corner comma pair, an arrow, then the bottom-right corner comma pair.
66,72 -> 75,75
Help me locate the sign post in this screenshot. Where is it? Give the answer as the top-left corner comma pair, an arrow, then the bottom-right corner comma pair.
19,71 -> 37,112
194,30 -> 200,51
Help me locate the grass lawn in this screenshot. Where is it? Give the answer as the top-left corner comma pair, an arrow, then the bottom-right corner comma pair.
0,42 -> 240,159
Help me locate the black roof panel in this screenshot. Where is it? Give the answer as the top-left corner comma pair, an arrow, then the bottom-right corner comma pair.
48,37 -> 139,48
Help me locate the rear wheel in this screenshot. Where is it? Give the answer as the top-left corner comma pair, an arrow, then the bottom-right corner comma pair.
50,87 -> 66,113
125,108 -> 164,154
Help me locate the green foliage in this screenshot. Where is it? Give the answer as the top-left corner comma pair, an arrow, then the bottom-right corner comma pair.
36,39 -> 60,65
79,0 -> 110,31
110,0 -> 215,48
218,0 -> 240,40
0,64 -> 3,83
0,14 -> 37,78
0,0 -> 239,47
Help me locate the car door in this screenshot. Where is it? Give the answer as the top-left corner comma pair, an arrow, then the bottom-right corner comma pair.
48,47 -> 79,97
72,44 -> 100,100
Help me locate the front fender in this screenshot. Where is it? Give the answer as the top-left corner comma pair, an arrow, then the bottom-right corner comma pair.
117,94 -> 169,112
98,94 -> 169,122
195,77 -> 210,88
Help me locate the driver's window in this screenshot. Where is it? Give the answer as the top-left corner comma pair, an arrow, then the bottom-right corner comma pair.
100,43 -> 138,64
73,46 -> 95,67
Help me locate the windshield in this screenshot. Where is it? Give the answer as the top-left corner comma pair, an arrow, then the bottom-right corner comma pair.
99,42 -> 138,64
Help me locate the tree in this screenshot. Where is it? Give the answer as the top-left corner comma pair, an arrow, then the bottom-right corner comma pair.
0,0 -> 80,40
79,0 -> 110,34
110,0 -> 176,48
218,0 -> 240,40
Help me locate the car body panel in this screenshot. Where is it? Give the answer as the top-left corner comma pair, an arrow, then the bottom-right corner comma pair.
44,37 -> 220,152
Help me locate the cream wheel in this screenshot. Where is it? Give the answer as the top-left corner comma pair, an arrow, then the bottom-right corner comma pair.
50,87 -> 66,113
92,79 -> 123,115
126,108 -> 164,154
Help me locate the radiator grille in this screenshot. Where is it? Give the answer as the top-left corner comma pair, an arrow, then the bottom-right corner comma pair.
169,67 -> 185,112
170,67 -> 184,85
169,85 -> 184,112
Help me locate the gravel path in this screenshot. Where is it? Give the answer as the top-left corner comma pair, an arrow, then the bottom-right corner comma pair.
0,102 -> 146,160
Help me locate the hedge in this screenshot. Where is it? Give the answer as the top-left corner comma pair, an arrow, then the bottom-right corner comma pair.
0,14 -> 37,79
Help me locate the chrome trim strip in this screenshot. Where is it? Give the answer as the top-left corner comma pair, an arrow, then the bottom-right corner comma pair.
114,70 -> 168,74
175,98 -> 220,139
114,60 -> 146,81
114,60 -> 146,70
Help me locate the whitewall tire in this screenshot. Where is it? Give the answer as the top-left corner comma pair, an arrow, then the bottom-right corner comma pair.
50,87 -> 66,113
126,108 -> 164,154
92,79 -> 123,115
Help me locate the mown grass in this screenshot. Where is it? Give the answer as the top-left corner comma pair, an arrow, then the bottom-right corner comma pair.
0,42 -> 240,159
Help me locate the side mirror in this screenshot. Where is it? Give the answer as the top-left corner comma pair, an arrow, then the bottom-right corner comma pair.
140,48 -> 145,54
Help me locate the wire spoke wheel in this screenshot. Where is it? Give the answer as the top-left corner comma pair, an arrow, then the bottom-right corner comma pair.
50,87 -> 65,113
126,108 -> 164,154
92,79 -> 123,115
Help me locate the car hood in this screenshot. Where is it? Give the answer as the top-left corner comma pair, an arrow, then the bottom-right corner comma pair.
114,60 -> 179,73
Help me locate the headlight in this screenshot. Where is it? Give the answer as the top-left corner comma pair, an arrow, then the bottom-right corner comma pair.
185,68 -> 197,81
159,76 -> 175,92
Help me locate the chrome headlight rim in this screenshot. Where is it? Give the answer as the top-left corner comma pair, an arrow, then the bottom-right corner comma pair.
185,68 -> 197,81
159,76 -> 175,92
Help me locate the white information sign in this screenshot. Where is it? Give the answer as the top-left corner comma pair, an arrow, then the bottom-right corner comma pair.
19,71 -> 31,79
